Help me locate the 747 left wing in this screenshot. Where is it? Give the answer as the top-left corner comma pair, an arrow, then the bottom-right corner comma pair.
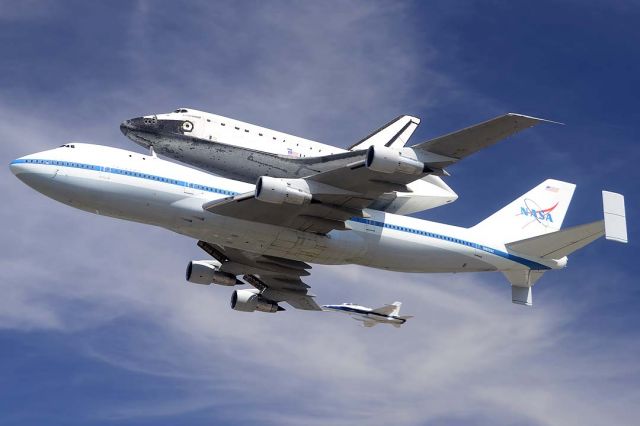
193,240 -> 321,312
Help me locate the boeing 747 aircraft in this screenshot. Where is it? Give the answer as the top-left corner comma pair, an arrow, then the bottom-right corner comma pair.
11,132 -> 627,312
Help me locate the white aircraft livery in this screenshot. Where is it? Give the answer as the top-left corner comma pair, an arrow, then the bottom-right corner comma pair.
323,302 -> 413,328
11,117 -> 627,313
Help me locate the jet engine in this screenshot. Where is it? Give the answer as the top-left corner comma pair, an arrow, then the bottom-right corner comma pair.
255,176 -> 312,205
230,289 -> 283,313
185,260 -> 237,286
365,145 -> 425,175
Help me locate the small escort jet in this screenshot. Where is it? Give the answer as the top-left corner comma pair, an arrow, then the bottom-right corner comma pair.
322,302 -> 413,328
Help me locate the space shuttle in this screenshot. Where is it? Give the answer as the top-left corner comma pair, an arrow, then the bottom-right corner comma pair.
120,108 -> 458,215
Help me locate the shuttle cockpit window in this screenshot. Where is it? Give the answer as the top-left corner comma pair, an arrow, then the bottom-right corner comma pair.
173,108 -> 189,113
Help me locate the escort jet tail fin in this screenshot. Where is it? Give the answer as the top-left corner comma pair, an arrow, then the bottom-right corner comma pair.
371,301 -> 402,316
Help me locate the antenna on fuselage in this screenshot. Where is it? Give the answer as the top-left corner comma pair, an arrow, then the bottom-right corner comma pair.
149,145 -> 157,158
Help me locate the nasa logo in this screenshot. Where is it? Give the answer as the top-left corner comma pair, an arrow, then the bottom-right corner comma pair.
518,199 -> 559,224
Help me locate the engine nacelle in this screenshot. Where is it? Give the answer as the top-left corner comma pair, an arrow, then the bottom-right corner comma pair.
365,145 -> 425,175
255,176 -> 312,205
185,260 -> 237,286
230,289 -> 283,313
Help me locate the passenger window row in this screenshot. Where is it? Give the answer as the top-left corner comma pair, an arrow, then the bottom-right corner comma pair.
24,159 -> 237,197
355,217 -> 476,248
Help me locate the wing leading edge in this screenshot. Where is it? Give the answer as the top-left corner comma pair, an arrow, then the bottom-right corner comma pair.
197,241 -> 321,311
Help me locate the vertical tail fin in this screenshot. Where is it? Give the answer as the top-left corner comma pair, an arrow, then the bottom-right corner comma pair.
472,179 -> 576,242
348,116 -> 420,151
371,301 -> 402,316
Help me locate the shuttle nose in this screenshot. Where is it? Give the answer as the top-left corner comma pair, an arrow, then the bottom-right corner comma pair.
120,117 -> 145,136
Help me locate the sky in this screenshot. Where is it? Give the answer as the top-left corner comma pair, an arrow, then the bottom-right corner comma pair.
0,1 -> 639,425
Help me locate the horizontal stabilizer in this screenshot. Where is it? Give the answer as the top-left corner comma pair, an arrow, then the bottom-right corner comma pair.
506,191 -> 627,259
603,191 -> 627,243
349,115 -> 420,151
506,221 -> 605,259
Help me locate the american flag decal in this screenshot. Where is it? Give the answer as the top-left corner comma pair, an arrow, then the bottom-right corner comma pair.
545,185 -> 559,193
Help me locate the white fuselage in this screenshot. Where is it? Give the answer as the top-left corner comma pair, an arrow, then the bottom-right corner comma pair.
323,304 -> 406,326
10,144 -> 562,274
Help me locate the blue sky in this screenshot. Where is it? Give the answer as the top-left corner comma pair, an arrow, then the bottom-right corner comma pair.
1,1 -> 638,425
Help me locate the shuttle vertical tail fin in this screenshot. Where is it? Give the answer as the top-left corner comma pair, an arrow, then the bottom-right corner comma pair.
348,116 -> 420,151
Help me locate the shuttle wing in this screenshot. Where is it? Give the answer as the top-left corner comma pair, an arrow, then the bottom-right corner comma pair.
197,241 -> 321,311
410,113 -> 560,168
